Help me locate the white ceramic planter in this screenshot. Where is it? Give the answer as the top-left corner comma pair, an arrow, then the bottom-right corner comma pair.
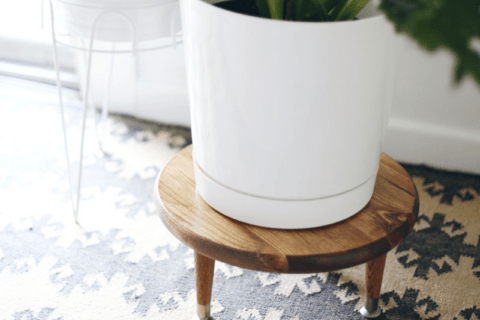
181,0 -> 398,229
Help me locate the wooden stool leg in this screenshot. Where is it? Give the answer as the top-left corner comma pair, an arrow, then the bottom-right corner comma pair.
194,251 -> 215,320
360,253 -> 387,318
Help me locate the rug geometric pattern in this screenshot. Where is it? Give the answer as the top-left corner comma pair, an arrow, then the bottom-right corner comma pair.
0,77 -> 479,319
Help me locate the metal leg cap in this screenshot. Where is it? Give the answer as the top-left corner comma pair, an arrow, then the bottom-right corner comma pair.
359,306 -> 381,318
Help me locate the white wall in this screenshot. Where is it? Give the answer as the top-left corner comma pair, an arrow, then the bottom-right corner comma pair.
383,39 -> 480,174
75,40 -> 190,127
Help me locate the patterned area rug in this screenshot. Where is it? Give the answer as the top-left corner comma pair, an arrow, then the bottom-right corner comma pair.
1,76 -> 479,320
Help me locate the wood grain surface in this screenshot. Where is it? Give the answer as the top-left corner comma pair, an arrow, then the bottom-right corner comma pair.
365,254 -> 387,299
155,145 -> 419,273
195,252 -> 215,305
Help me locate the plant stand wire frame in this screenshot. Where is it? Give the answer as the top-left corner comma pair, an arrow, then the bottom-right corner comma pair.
46,0 -> 183,223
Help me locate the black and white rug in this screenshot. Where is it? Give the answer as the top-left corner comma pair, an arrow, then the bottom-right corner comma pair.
1,76 -> 479,320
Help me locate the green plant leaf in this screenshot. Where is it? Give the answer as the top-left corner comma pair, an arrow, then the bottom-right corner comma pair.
267,0 -> 286,19
295,0 -> 305,20
309,0 -> 330,20
298,0 -> 319,20
379,0 -> 480,87
329,0 -> 351,20
324,0 -> 341,12
336,0 -> 370,20
255,0 -> 271,17
285,0 -> 296,19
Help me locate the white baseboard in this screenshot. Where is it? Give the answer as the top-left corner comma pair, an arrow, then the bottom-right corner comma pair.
0,60 -> 78,90
383,117 -> 480,174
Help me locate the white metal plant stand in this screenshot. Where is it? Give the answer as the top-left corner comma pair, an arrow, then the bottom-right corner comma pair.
47,0 -> 182,222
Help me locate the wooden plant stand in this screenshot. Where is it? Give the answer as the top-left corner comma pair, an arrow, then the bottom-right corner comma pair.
154,145 -> 419,319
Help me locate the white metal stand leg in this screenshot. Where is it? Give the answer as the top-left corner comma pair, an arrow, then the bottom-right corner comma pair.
49,1 -> 166,223
132,51 -> 139,118
79,13 -> 136,219
49,0 -> 77,221
49,0 -> 96,223
95,43 -> 116,151
73,32 -> 96,222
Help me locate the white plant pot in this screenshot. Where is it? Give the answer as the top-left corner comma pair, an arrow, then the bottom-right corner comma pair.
54,0 -> 181,42
181,0 -> 398,229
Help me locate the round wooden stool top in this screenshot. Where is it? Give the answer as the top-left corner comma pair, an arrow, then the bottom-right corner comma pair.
155,145 -> 419,274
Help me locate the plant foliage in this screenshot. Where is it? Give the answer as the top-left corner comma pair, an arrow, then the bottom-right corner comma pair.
253,0 -> 480,87
379,0 -> 480,87
254,0 -> 370,21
